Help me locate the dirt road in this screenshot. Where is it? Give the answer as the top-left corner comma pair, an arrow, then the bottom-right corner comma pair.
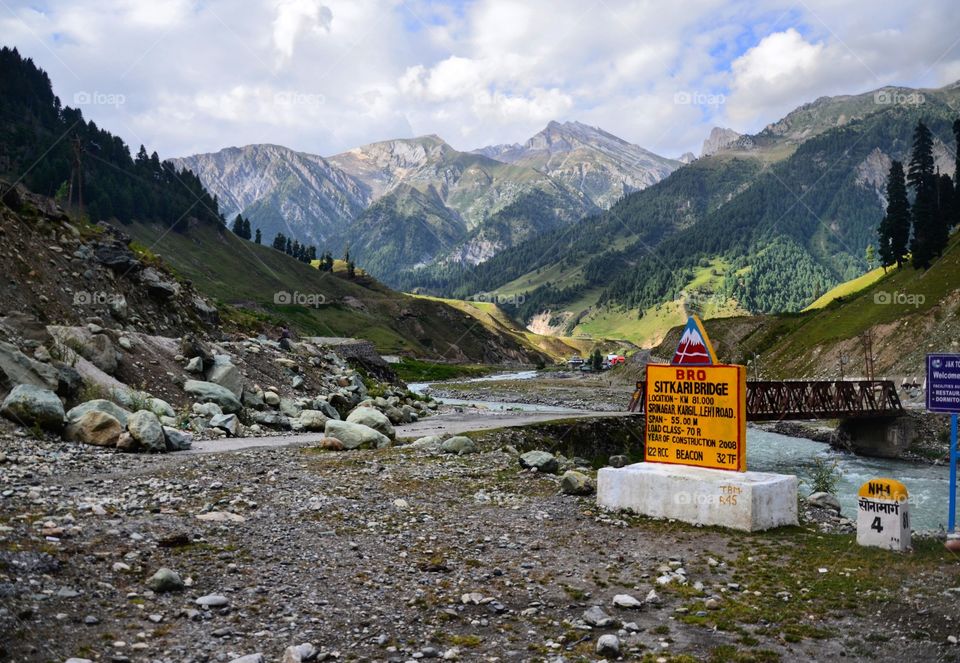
187,408 -> 636,454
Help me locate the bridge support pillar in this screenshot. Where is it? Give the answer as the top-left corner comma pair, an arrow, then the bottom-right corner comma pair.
838,417 -> 915,459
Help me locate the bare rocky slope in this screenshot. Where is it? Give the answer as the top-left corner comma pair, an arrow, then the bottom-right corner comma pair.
474,121 -> 681,209
173,124 -> 680,279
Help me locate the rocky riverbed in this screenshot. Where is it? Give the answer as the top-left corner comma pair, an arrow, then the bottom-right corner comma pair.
3,431 -> 960,662
423,375 -> 631,413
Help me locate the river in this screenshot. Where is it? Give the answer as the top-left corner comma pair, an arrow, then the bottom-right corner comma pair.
412,371 -> 951,531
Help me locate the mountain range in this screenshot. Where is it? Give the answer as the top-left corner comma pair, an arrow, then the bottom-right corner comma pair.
396,81 -> 960,346
171,122 -> 680,274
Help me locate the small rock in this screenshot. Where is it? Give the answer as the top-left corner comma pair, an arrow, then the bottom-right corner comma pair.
196,594 -> 229,608
612,593 -> 643,609
608,454 -> 628,468
560,470 -> 595,495
596,634 -> 620,658
519,450 -> 558,474
196,511 -> 245,523
583,605 -> 616,627
319,437 -> 344,451
705,598 -> 721,610
146,568 -> 184,593
228,656 -> 264,663
282,642 -> 318,663
807,491 -> 842,513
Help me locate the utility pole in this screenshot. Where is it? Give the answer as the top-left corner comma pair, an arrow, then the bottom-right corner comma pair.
68,136 -> 83,212
859,330 -> 875,381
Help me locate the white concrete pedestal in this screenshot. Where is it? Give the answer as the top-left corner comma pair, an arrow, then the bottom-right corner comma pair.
597,463 -> 798,532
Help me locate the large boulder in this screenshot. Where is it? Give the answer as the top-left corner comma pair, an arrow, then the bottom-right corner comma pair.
346,406 -> 395,439
1,384 -> 64,431
440,436 -> 477,455
191,296 -> 219,324
56,365 -> 84,400
279,398 -> 302,418
65,410 -> 122,447
66,399 -> 132,427
209,413 -> 239,436
85,333 -> 118,375
147,397 -> 175,418
519,450 -> 559,474
324,420 -> 391,450
179,335 -> 215,369
206,355 -> 243,397
312,398 -> 340,420
127,410 -> 166,453
298,410 -> 330,432
408,435 -> 444,450
327,392 -> 352,419
162,426 -> 193,451
94,242 -> 140,272
183,380 -> 242,413
0,340 -> 59,393
250,411 -> 291,429
139,267 -> 181,300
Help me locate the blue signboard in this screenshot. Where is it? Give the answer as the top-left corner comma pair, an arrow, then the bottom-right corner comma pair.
927,353 -> 960,413
928,353 -> 960,533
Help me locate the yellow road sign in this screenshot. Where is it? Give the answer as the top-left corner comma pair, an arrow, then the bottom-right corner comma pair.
644,363 -> 747,471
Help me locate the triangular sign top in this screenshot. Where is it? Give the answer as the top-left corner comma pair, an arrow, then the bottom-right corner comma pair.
671,315 -> 718,366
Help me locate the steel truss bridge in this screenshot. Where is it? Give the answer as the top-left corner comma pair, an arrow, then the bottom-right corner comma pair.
627,380 -> 904,421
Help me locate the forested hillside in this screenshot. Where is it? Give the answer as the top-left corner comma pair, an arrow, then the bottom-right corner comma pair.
399,82 -> 960,343
0,47 -> 222,229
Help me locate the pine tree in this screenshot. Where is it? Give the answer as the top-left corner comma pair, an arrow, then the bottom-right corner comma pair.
285,237 -> 293,255
241,217 -> 251,239
254,228 -> 261,244
273,232 -> 286,251
590,348 -> 603,371
347,259 -> 356,278
953,118 -> 960,229
934,172 -> 954,249
878,160 -> 910,269
908,121 -> 937,269
231,214 -> 244,236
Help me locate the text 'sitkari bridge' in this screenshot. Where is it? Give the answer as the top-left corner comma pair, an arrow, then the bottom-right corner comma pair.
628,379 -> 905,421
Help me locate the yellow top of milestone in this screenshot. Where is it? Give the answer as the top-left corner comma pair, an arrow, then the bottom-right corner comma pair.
858,478 -> 908,502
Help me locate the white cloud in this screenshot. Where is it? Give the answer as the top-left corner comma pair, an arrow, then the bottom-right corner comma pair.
272,0 -> 333,65
2,0 -> 959,159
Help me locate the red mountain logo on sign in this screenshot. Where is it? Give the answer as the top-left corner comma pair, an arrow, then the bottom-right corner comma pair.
671,315 -> 719,366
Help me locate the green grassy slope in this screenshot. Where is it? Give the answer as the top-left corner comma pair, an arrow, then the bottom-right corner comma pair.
654,231 -> 960,377
126,220 -> 552,364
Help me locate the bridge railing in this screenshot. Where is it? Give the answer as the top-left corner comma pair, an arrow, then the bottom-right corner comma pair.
628,380 -> 904,421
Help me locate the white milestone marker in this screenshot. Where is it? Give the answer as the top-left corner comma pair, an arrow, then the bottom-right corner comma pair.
856,478 -> 910,552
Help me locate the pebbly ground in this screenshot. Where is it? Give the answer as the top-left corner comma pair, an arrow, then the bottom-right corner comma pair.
3,429 -> 960,663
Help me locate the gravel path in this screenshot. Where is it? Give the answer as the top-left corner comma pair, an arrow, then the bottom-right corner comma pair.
2,431 -> 956,662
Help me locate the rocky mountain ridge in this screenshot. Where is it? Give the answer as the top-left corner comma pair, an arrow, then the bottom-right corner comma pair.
172,123 -> 679,278
473,120 -> 681,208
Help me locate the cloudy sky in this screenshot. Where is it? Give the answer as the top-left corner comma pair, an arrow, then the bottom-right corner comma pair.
4,0 -> 960,159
